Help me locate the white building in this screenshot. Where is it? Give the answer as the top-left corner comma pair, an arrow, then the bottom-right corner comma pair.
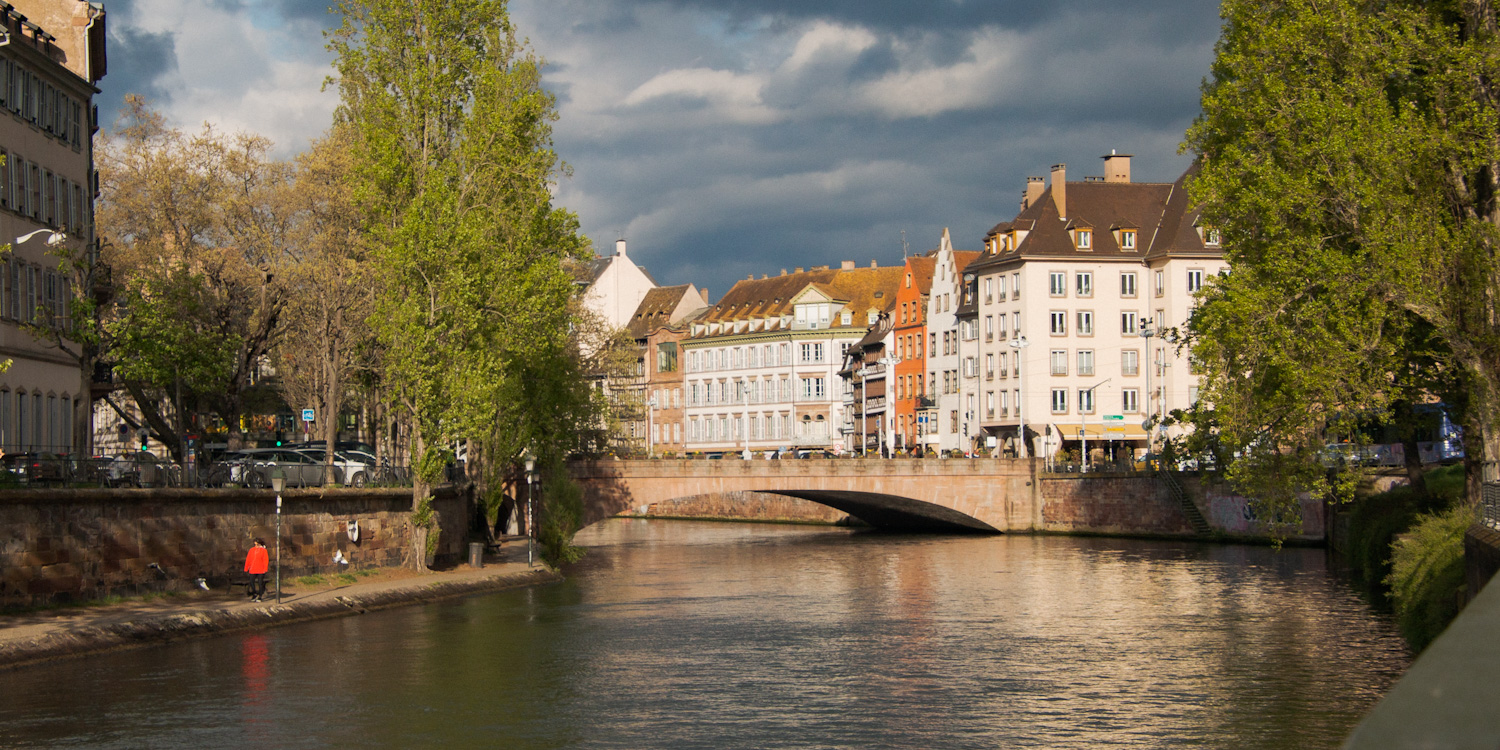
681,262 -> 899,455
965,155 -> 1226,462
579,239 -> 658,332
921,229 -> 980,455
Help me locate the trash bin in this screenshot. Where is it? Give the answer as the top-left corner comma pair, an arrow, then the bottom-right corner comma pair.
468,542 -> 485,568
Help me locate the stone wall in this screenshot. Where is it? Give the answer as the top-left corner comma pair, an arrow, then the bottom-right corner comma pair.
1038,475 -> 1194,536
1466,524 -> 1500,605
618,491 -> 848,524
0,487 -> 472,608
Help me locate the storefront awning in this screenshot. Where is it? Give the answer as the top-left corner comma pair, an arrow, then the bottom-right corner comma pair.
1053,423 -> 1147,441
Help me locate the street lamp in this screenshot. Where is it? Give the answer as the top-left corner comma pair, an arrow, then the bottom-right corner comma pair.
12,229 -> 65,248
1140,320 -> 1156,461
270,470 -> 285,604
646,395 -> 658,458
1008,336 -> 1030,458
523,453 -> 536,568
1080,378 -> 1111,473
877,355 -> 898,457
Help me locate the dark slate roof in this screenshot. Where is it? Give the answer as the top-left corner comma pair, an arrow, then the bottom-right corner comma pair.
1143,162 -> 1219,260
626,284 -> 697,339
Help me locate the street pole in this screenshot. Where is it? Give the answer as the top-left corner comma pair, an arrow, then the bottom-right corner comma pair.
741,380 -> 751,460
271,472 -> 285,604
1141,322 -> 1155,462
524,455 -> 535,568
877,355 -> 898,458
1080,378 -> 1111,473
1008,336 -> 1030,458
646,396 -> 657,458
861,366 -> 869,457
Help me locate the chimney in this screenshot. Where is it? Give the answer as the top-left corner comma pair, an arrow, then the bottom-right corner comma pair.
1023,176 -> 1044,210
870,260 -> 878,268
780,269 -> 787,276
701,288 -> 709,303
841,260 -> 855,270
1050,163 -> 1067,220
615,239 -> 627,257
1101,150 -> 1132,183
795,267 -> 805,273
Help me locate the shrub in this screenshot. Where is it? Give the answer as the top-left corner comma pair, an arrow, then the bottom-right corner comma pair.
1387,503 -> 1476,652
538,456 -> 586,566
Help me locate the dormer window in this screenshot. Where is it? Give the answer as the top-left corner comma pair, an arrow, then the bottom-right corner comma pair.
1206,228 -> 1221,245
1120,230 -> 1136,251
841,311 -> 852,325
867,311 -> 878,325
1075,229 -> 1092,250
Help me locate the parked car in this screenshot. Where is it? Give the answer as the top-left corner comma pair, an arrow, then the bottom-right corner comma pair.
3,452 -> 68,485
108,451 -> 173,487
234,448 -> 342,488
292,448 -> 374,487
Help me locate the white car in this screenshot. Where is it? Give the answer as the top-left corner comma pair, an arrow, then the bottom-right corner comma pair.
293,448 -> 375,487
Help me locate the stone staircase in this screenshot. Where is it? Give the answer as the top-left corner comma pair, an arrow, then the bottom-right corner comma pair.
1157,469 -> 1213,536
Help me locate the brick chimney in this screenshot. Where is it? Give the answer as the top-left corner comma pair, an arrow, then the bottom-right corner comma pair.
1101,150 -> 1132,183
1050,163 -> 1067,220
1023,176 -> 1044,210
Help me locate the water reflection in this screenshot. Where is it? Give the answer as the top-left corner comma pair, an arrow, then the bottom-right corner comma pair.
0,520 -> 1407,749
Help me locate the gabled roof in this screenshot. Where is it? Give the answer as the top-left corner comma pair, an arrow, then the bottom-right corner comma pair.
695,265 -> 902,335
1144,161 -> 1218,260
626,284 -> 700,339
907,255 -> 937,296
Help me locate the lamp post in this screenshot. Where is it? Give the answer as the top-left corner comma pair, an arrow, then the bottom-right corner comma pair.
877,355 -> 898,457
270,471 -> 285,604
1080,378 -> 1111,473
523,454 -> 535,568
1140,321 -> 1156,461
860,361 -> 871,456
1008,336 -> 1030,458
646,396 -> 658,458
741,380 -> 751,460
12,229 -> 66,247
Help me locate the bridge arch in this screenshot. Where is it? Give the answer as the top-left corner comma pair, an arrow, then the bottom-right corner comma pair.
569,458 -> 1040,533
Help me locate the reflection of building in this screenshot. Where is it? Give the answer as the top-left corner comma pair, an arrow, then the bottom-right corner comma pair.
0,0 -> 106,456
964,154 -> 1226,460
681,263 -> 900,455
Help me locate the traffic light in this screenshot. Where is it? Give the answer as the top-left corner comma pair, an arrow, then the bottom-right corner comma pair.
275,431 -> 284,447
138,429 -> 148,451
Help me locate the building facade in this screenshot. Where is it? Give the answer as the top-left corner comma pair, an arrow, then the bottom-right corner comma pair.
0,0 -> 104,457
965,154 -> 1225,463
627,284 -> 709,455
890,253 -> 932,453
921,229 -> 980,455
681,263 -> 899,455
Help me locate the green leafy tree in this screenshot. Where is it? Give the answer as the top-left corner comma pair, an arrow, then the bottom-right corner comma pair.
1184,0 -> 1500,522
330,0 -> 598,533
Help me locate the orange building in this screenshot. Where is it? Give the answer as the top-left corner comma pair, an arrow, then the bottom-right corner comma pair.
891,253 -> 936,453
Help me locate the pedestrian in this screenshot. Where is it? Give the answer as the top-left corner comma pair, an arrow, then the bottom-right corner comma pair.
245,538 -> 269,603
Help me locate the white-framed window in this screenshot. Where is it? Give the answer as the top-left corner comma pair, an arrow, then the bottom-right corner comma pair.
1188,269 -> 1205,293
998,275 -> 1007,299
986,391 -> 995,418
1051,388 -> 1068,413
1121,229 -> 1136,250
1078,350 -> 1095,377
800,342 -> 824,363
999,390 -> 1008,416
800,377 -> 825,399
1078,388 -> 1095,414
1049,311 -> 1066,335
998,351 -> 1008,378
1077,311 -> 1094,336
1075,272 -> 1092,297
1123,388 -> 1139,413
985,353 -> 994,379
1012,273 -> 1021,300
1155,270 -> 1165,297
984,315 -> 994,341
1049,272 -> 1066,296
1121,272 -> 1137,297
1076,229 -> 1092,249
1050,349 -> 1068,376
1122,350 -> 1139,377
983,277 -> 993,303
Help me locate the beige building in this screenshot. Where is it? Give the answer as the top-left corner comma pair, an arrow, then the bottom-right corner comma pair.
964,154 -> 1226,463
0,0 -> 105,456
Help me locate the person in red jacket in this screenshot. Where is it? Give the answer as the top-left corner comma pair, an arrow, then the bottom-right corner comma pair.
245,538 -> 270,602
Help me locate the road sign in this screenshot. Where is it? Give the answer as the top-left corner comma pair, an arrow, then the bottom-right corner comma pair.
301,408 -> 315,422
1104,415 -> 1124,421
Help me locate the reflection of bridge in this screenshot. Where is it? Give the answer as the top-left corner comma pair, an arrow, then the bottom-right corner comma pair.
570,459 -> 1042,533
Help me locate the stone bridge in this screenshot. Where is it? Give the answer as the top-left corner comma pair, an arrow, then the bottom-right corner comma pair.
569,458 -> 1042,533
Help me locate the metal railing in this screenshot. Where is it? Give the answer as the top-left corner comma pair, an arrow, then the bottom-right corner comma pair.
0,455 -> 418,489
1483,482 -> 1500,530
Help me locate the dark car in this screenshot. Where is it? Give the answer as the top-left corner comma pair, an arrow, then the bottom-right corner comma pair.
4,452 -> 68,485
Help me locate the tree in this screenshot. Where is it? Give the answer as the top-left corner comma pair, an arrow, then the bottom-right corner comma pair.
1184,0 -> 1500,522
95,97 -> 295,461
330,0 -> 597,535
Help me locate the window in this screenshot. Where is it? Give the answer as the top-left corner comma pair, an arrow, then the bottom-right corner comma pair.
985,353 -> 994,379
984,277 -> 992,303
1051,389 -> 1068,413
1188,269 -> 1205,293
1154,270 -> 1165,297
1012,273 -> 1021,300
998,275 -> 1007,300
999,390 -> 1008,417
800,377 -> 825,399
984,315 -> 994,341
1121,230 -> 1136,250
1049,272 -> 1066,296
1122,350 -> 1139,376
657,342 -> 678,373
1049,311 -> 1066,335
1076,229 -> 1092,249
1121,312 -> 1138,335
1205,228 -> 1221,246
1075,272 -> 1092,297
986,391 -> 995,418
1050,349 -> 1068,375
997,351 -> 1008,378
1190,386 -> 1201,404
800,343 -> 824,363
1123,388 -> 1139,413
1076,311 -> 1094,336
1078,350 -> 1095,377
1121,272 -> 1137,297
1078,388 -> 1095,414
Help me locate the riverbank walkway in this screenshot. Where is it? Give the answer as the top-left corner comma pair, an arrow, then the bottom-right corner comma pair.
0,540 -> 561,671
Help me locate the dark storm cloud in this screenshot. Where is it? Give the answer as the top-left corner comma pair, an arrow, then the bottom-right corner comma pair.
98,23 -> 179,117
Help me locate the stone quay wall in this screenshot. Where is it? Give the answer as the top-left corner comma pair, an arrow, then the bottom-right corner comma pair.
1,487 -> 472,608
1038,475 -> 1195,536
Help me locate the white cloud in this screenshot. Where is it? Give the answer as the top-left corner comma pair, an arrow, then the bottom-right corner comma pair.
623,68 -> 778,124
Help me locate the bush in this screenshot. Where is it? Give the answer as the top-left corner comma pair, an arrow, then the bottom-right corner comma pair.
1345,464 -> 1465,588
538,456 -> 586,566
1387,503 -> 1476,652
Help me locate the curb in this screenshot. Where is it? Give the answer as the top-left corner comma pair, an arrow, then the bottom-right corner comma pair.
0,568 -> 563,672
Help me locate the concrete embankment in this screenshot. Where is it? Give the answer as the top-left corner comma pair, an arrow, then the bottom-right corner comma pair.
0,560 -> 561,672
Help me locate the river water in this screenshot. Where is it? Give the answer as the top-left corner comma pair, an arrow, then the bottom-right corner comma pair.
1,520 -> 1409,748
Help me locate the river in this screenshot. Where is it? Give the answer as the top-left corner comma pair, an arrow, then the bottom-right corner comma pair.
1,520 -> 1409,748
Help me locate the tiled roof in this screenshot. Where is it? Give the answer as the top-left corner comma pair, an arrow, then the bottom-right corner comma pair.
626,284 -> 696,339
907,256 -> 937,296
1143,162 -> 1218,260
693,265 -> 902,337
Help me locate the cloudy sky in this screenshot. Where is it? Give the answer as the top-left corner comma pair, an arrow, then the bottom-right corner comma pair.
98,0 -> 1224,298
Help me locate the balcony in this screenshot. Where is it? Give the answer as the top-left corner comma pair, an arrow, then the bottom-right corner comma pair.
917,396 -> 937,409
